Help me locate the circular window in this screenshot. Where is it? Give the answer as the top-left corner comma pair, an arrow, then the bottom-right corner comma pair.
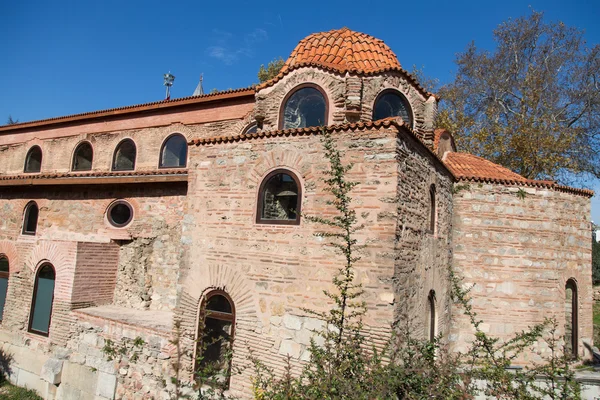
107,201 -> 133,227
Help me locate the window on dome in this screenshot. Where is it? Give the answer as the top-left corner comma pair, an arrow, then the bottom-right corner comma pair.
24,146 -> 42,173
373,91 -> 413,127
428,184 -> 436,234
159,134 -> 187,168
72,142 -> 93,171
196,290 -> 235,388
427,290 -> 436,342
243,124 -> 257,135
29,263 -> 55,336
281,86 -> 326,129
112,139 -> 136,171
0,256 -> 9,321
257,170 -> 301,225
565,279 -> 578,357
22,201 -> 39,235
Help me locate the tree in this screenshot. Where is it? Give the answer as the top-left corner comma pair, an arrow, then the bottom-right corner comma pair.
6,115 -> 18,125
437,11 -> 600,184
258,58 -> 285,83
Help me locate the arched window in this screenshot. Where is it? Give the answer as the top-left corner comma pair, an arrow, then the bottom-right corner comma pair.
22,201 -> 39,235
428,290 -> 436,341
280,85 -> 327,130
196,290 -> 235,388
429,184 -> 436,234
243,123 -> 257,135
257,169 -> 301,225
112,139 -> 136,171
72,142 -> 93,171
373,90 -> 413,127
29,263 -> 55,336
0,256 -> 9,321
159,134 -> 187,168
24,146 -> 42,173
565,279 -> 578,357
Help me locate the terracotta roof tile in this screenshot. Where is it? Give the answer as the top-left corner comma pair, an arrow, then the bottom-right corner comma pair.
0,169 -> 188,181
0,87 -> 255,132
444,152 -> 593,197
257,28 -> 437,99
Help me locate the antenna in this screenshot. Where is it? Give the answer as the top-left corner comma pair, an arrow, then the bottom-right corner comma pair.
163,72 -> 175,100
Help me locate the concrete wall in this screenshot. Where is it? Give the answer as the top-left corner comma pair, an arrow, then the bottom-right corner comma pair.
450,183 -> 593,363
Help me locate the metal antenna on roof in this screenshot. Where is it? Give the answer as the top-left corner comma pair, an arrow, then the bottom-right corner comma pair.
193,74 -> 204,96
163,72 -> 175,100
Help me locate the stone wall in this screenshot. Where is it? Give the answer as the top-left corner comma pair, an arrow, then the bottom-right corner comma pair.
450,183 -> 593,363
393,133 -> 454,339
255,68 -> 435,145
176,124 -> 447,396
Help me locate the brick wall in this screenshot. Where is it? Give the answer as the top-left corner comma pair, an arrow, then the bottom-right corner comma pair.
450,183 -> 593,363
72,242 -> 120,308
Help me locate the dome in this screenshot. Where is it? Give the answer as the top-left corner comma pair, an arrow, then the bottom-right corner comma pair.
281,27 -> 401,74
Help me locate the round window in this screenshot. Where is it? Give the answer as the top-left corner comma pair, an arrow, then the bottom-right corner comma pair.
107,201 -> 133,227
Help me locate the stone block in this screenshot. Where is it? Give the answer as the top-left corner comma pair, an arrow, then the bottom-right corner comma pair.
282,314 -> 302,330
278,339 -> 302,358
16,368 -> 43,394
41,358 -> 63,385
96,371 -> 117,399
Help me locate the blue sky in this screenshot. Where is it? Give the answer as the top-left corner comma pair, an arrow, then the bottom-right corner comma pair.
1,0 -> 599,224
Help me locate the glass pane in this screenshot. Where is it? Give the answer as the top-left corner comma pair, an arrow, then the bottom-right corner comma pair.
200,318 -> 232,370
31,265 -> 55,334
25,204 -> 39,234
73,143 -> 93,171
110,203 -> 131,226
283,87 -> 326,129
160,135 -> 187,167
206,295 -> 232,314
244,125 -> 257,135
373,92 -> 412,126
261,173 -> 298,220
0,277 -> 7,320
25,147 -> 42,173
0,257 -> 8,273
113,140 -> 136,170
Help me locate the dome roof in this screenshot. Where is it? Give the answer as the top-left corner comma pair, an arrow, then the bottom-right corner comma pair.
282,27 -> 401,74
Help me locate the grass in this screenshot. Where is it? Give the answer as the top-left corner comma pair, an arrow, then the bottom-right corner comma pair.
0,381 -> 42,400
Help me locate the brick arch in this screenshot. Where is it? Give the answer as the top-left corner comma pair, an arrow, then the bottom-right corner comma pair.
248,148 -> 313,190
158,123 -> 195,142
26,241 -> 74,301
229,111 -> 256,135
181,263 -> 259,327
0,241 -> 19,273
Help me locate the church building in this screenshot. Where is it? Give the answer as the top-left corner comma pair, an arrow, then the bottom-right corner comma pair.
0,28 -> 593,399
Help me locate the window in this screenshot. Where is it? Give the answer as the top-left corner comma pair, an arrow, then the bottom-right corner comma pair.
257,170 -> 301,225
72,142 -> 93,171
112,139 -> 136,171
243,123 -> 257,135
106,200 -> 133,228
22,202 -> 39,235
159,134 -> 187,168
0,257 -> 9,321
280,86 -> 327,130
24,146 -> 42,173
196,290 -> 235,388
565,279 -> 578,357
373,90 -> 413,127
429,184 -> 436,234
428,290 -> 436,341
29,263 -> 55,336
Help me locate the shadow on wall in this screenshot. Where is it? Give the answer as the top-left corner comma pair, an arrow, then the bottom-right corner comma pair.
0,349 -> 13,384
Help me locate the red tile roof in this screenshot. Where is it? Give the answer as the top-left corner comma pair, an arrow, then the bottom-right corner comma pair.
0,169 -> 188,186
0,88 -> 255,132
444,152 -> 593,197
257,28 -> 436,99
